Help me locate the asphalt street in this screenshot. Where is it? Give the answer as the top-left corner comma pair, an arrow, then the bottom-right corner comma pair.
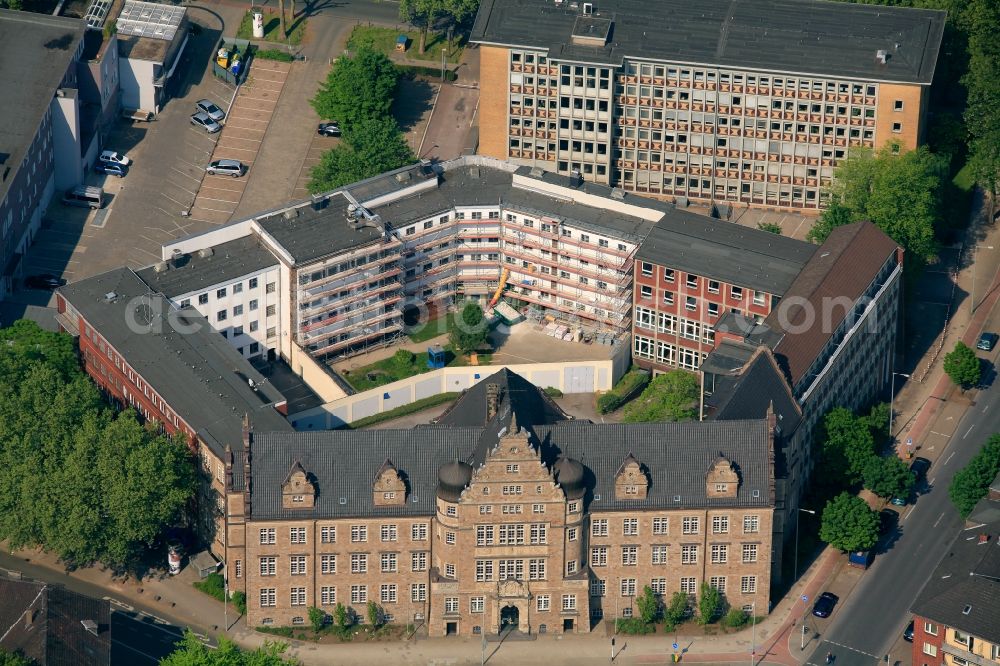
803,370 -> 1000,666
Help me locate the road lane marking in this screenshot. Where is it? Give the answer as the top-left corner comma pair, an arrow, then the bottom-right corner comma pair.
984,405 -> 990,413
933,512 -> 945,527
944,451 -> 956,466
963,425 -> 974,438
930,431 -> 951,437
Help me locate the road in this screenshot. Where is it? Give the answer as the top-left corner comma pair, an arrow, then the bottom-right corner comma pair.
803,380 -> 999,665
0,552 -> 201,665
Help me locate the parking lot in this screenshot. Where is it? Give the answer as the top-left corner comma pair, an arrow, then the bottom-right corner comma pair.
291,132 -> 338,199
190,59 -> 291,223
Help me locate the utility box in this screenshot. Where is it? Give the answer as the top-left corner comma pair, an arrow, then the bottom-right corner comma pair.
848,550 -> 875,569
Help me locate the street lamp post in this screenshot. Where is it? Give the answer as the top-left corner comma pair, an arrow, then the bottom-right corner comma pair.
794,507 -> 816,583
888,371 -> 911,439
749,601 -> 756,666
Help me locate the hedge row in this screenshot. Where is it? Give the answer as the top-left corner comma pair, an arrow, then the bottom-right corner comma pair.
597,370 -> 651,414
348,392 -> 460,429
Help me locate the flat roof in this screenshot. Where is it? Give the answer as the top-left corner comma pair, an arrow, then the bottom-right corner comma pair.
116,0 -> 183,41
0,10 -> 84,205
637,207 -> 817,295
256,192 -> 391,264
59,268 -> 293,486
471,0 -> 946,84
135,235 -> 279,298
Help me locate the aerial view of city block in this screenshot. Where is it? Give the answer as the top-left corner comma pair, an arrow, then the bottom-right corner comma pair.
1,0 -> 999,663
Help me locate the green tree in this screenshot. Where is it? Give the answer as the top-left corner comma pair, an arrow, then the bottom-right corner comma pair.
819,407 -> 877,485
810,145 -> 946,270
448,301 -> 489,355
696,582 -> 722,625
621,370 -> 699,423
819,492 -> 879,552
663,591 -> 689,628
308,117 -> 415,194
307,606 -> 326,632
0,0 -> 24,9
948,435 -> 1000,517
366,601 -> 385,628
310,48 -> 400,130
333,602 -> 349,628
635,585 -> 659,624
862,455 -> 915,499
943,341 -> 982,389
159,630 -> 298,665
399,0 -> 480,53
0,649 -> 33,666
757,221 -> 783,234
962,0 -> 1000,193
0,319 -> 79,381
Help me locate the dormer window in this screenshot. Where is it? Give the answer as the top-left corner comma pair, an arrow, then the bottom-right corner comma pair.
373,459 -> 407,506
293,495 -> 304,503
383,492 -> 395,500
715,484 -> 728,493
281,461 -> 316,509
706,457 -> 740,499
615,453 -> 649,500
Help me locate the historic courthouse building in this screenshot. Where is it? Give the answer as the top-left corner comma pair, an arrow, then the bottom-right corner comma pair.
225,369 -> 776,636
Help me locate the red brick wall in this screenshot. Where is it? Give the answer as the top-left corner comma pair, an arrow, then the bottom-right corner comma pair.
909,614 -> 944,666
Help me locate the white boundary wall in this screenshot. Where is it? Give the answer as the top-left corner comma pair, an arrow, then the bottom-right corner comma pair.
289,342 -> 630,429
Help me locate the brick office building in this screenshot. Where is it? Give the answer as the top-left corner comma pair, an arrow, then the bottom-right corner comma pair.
226,369 -> 776,635
470,0 -> 945,211
631,215 -> 816,373
56,267 -> 293,556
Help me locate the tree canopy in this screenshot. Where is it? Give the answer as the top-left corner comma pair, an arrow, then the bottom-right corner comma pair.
962,0 -> 1000,194
399,0 -> 480,52
808,144 -> 946,271
862,455 -> 914,500
0,320 -> 196,572
621,370 -> 699,423
159,631 -> 299,665
308,117 -> 415,193
310,48 -> 400,131
820,492 -> 879,553
448,301 -> 489,354
948,434 -> 1000,517
943,341 -> 982,389
0,649 -> 33,666
819,407 -> 877,485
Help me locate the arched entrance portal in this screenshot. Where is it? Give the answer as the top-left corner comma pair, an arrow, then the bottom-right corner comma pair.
500,605 -> 519,631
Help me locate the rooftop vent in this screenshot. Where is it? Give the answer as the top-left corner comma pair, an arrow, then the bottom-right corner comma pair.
283,209 -> 299,220
198,247 -> 214,258
876,49 -> 888,64
81,620 -> 99,636
103,291 -> 118,302
311,194 -> 329,211
153,261 -> 169,273
582,1 -> 593,14
395,171 -> 411,183
470,166 -> 480,179
529,167 -> 545,178
673,495 -> 681,502
962,604 -> 972,615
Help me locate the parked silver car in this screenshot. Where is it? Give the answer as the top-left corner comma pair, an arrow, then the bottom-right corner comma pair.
196,98 -> 226,122
206,159 -> 246,177
190,112 -> 221,133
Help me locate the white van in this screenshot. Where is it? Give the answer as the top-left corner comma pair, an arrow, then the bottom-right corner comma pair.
62,186 -> 104,209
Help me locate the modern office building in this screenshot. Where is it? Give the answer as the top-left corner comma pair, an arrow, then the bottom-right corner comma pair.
0,10 -> 86,299
225,368 -> 777,635
470,0 -> 946,211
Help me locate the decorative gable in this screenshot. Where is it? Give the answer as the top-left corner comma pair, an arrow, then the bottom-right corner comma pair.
614,453 -> 648,500
373,459 -> 406,506
706,456 -> 740,499
282,460 -> 315,509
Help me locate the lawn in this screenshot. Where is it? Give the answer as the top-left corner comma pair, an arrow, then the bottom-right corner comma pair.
236,10 -> 307,46
407,314 -> 451,343
347,25 -> 465,64
343,345 -> 491,392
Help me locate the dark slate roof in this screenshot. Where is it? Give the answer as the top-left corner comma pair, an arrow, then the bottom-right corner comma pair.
532,419 -> 773,510
637,208 -> 816,295
705,348 -> 801,434
764,222 -> 900,386
135,235 -> 278,298
57,268 -> 293,487
0,579 -> 111,666
248,370 -> 774,519
434,367 -> 572,464
250,428 -> 486,519
0,10 -> 85,204
470,0 -> 945,84
911,523 -> 1000,645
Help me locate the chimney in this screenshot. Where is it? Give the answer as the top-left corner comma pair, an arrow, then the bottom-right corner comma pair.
224,443 -> 234,492
23,610 -> 35,628
485,384 -> 500,421
243,414 -> 253,515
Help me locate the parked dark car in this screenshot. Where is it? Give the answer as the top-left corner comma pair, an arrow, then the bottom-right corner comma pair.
879,508 -> 899,535
318,122 -> 341,137
25,274 -> 66,290
977,332 -> 998,351
812,592 -> 839,618
910,457 -> 931,481
903,619 -> 914,642
94,161 -> 128,178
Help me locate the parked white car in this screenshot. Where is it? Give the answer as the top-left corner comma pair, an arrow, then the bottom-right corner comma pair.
99,150 -> 132,166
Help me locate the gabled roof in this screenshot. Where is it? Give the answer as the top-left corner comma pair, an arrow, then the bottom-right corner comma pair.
764,222 -> 900,387
705,346 -> 802,437
911,523 -> 1000,645
0,579 -> 111,666
470,0 -> 945,85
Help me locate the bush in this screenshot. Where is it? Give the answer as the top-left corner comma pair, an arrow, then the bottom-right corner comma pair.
391,349 -> 416,368
615,617 -> 655,634
232,590 -> 247,615
663,591 -> 689,627
255,626 -> 294,637
597,370 -> 650,413
721,607 -> 749,628
622,370 -> 699,422
192,573 -> 225,602
334,602 -> 350,629
308,606 -> 327,632
697,582 -> 722,625
543,386 -> 563,398
256,48 -> 294,62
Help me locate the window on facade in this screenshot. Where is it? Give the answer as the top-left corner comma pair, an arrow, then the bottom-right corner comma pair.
922,644 -> 937,657
712,516 -> 729,534
321,586 -> 336,606
445,563 -> 456,578
743,516 -> 759,534
753,291 -> 766,306
710,545 -> 728,564
445,597 -> 459,614
620,578 -> 637,597
652,517 -> 669,535
216,288 -> 227,298
260,588 -> 276,607
290,587 -> 306,606
411,551 -> 428,572
290,555 -> 307,575
351,553 -> 367,573
290,527 -> 306,544
680,577 -> 697,594
740,576 -> 756,594
652,545 -> 668,565
709,576 -> 727,593
351,525 -> 367,542
622,518 -> 638,536
562,595 -> 577,611
412,523 -> 428,540
381,553 -> 397,573
351,586 -> 367,604
470,596 -> 485,613
259,528 -> 276,545
682,517 -> 699,534
742,544 -> 758,563
411,584 -> 427,602
259,557 -> 276,576
591,547 -> 608,567
681,545 -> 698,564
320,554 -> 336,574
537,595 -> 550,611
621,546 -> 638,565
380,584 -> 397,604
731,286 -> 743,300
